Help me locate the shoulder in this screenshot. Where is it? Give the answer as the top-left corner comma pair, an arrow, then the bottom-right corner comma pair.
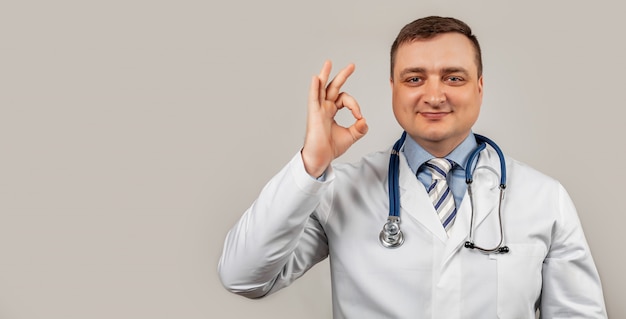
505,155 -> 559,186
331,149 -> 390,185
504,155 -> 567,205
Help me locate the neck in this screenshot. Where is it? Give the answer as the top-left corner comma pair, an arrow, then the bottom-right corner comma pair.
413,134 -> 470,158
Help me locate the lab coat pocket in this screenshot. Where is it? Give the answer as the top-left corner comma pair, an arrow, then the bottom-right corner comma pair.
491,244 -> 546,319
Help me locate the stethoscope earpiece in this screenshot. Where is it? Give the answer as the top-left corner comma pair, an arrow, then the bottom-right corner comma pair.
465,241 -> 510,254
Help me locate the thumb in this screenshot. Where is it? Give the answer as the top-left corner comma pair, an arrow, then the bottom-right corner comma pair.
350,118 -> 368,142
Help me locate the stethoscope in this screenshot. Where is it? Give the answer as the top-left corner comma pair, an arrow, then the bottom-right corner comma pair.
379,131 -> 510,254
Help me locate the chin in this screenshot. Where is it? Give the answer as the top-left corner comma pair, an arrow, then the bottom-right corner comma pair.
414,130 -> 449,143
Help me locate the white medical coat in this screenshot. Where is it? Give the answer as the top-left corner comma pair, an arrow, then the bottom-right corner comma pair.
219,146 -> 607,318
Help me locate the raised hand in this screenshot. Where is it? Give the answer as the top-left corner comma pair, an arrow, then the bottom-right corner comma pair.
301,60 -> 368,177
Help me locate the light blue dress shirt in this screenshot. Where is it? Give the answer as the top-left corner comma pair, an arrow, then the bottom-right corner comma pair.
402,133 -> 478,209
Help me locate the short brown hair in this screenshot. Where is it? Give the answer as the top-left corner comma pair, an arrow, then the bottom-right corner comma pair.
390,16 -> 482,78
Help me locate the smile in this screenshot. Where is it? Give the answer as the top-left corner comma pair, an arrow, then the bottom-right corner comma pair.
420,112 -> 450,120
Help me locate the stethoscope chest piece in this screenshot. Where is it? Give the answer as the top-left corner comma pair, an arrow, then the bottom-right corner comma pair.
379,216 -> 404,248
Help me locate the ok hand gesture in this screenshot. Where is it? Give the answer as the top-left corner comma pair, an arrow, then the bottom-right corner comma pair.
301,60 -> 369,177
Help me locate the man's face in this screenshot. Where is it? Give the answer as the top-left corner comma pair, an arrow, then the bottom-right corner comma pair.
391,32 -> 483,155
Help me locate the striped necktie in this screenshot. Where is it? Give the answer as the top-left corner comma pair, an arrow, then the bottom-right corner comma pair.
424,158 -> 457,234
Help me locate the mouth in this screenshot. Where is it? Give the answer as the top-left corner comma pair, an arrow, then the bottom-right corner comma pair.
419,112 -> 450,120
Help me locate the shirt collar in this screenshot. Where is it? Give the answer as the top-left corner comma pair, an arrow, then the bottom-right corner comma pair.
402,132 -> 478,174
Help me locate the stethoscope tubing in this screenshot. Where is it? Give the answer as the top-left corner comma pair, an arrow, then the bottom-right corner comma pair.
387,132 -> 407,218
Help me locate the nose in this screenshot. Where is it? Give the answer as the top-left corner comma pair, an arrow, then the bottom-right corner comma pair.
424,80 -> 446,107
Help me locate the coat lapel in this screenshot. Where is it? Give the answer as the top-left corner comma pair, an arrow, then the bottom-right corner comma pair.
441,147 -> 502,266
398,152 -> 448,243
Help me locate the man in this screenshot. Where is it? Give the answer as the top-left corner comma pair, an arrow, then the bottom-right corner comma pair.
218,16 -> 607,318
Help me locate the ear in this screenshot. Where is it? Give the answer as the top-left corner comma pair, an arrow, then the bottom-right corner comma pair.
477,75 -> 484,96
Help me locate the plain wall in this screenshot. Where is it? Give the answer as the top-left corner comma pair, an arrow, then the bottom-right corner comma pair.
1,0 -> 624,318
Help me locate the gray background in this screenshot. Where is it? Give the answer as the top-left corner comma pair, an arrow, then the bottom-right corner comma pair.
1,0 -> 624,318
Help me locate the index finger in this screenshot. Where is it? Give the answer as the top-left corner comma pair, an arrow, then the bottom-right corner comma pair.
317,60 -> 332,102
325,63 -> 355,102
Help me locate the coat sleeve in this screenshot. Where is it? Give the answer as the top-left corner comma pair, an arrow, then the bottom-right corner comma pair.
217,152 -> 333,298
540,184 -> 607,318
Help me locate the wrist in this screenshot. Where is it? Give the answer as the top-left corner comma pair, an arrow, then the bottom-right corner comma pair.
300,149 -> 329,178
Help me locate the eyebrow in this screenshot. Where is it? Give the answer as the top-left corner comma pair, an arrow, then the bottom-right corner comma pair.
398,67 -> 426,78
440,67 -> 470,76
398,67 -> 470,78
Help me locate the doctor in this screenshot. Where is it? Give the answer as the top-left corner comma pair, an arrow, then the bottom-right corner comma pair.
218,16 -> 607,318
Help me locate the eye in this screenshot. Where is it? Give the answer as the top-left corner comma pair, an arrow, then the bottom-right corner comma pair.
445,75 -> 465,85
407,77 -> 421,83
